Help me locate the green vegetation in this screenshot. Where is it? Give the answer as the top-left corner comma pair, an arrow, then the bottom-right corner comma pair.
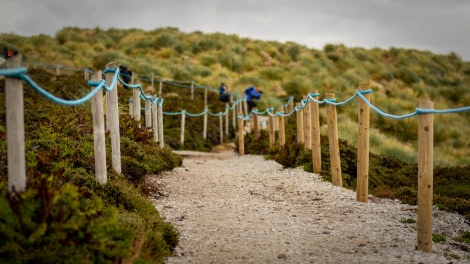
3,26 -> 470,166
1,26 -> 470,259
0,69 -> 182,263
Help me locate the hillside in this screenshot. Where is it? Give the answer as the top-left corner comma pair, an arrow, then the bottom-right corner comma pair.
2,26 -> 470,166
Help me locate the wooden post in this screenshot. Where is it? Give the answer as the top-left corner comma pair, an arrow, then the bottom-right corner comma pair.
203,106 -> 208,139
5,54 -> 26,192
311,91 -> 322,174
238,117 -> 244,155
151,73 -> 154,90
158,80 -> 163,96
90,71 -> 107,184
152,98 -> 159,143
326,93 -> 342,187
105,62 -> 121,175
128,98 -> 134,118
145,99 -> 152,128
268,114 -> 275,148
225,104 -> 229,136
191,81 -> 194,100
303,98 -> 312,150
296,102 -> 304,144
253,107 -> 260,140
132,76 -> 141,123
357,83 -> 371,202
219,115 -> 223,143
180,111 -> 185,145
417,101 -> 434,253
158,102 -> 164,148
232,103 -> 236,130
204,87 -> 208,110
56,65 -> 60,76
84,68 -> 89,80
279,108 -> 286,148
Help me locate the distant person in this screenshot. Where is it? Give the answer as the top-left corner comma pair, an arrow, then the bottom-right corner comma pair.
219,82 -> 231,102
119,65 -> 132,84
244,86 -> 262,113
4,47 -> 12,59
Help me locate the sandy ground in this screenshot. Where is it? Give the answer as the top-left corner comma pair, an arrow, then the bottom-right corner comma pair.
148,149 -> 470,264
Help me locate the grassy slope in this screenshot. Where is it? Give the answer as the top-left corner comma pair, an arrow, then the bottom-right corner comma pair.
2,26 -> 470,166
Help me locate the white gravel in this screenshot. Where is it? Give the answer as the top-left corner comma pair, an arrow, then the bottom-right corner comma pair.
148,150 -> 470,264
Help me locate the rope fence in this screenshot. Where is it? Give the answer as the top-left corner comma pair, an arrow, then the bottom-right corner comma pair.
3,54 -> 470,253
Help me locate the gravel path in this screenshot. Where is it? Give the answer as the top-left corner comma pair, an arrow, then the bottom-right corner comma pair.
148,150 -> 470,264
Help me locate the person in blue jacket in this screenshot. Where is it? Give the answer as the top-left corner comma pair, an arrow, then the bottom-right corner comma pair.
219,82 -> 231,102
244,86 -> 262,113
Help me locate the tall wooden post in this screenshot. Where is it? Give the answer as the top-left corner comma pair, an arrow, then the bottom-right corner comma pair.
326,93 -> 342,187
180,111 -> 185,145
311,91 -> 322,174
158,80 -> 163,96
145,99 -> 152,128
268,114 -> 275,148
225,104 -> 229,136
238,117 -> 244,155
296,102 -> 304,144
279,108 -> 286,148
253,107 -> 260,140
357,83 -> 371,202
191,81 -> 194,100
158,102 -> 164,148
219,115 -> 224,143
5,54 -> 26,192
203,106 -> 208,139
132,76 -> 141,123
204,87 -> 208,110
417,101 -> 434,253
152,98 -> 159,143
105,62 -> 121,175
91,71 -> 107,184
128,98 -> 134,118
232,103 -> 237,130
303,98 -> 312,150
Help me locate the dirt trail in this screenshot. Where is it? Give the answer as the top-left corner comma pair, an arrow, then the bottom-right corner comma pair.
147,149 -> 470,264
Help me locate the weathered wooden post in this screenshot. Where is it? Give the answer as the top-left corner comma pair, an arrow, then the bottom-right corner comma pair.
84,68 -> 89,80
357,83 -> 371,202
225,104 -> 229,136
296,102 -> 304,144
56,65 -> 60,76
279,108 -> 286,148
152,97 -> 159,143
151,73 -> 154,90
303,98 -> 312,150
238,117 -> 244,155
105,62 -> 121,175
253,107 -> 260,140
311,91 -> 322,174
158,80 -> 163,96
132,76 -> 141,123
203,106 -> 208,139
204,87 -> 208,110
219,115 -> 223,143
5,54 -> 26,192
232,103 -> 236,130
326,93 -> 342,187
145,99 -> 152,128
128,98 -> 134,118
417,101 -> 434,253
268,113 -> 275,148
158,102 -> 164,148
191,81 -> 194,100
180,111 -> 185,145
91,71 -> 107,184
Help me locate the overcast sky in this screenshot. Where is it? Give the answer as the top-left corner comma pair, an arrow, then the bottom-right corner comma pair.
2,0 -> 470,61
